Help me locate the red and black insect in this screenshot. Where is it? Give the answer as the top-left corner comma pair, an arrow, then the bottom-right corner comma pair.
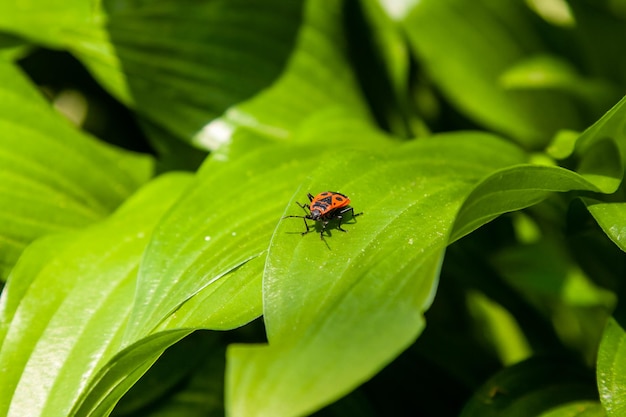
283,191 -> 363,240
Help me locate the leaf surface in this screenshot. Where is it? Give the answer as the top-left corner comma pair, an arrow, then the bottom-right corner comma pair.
227,132 -> 528,417
598,318 -> 626,417
0,173 -> 190,417
0,61 -> 153,279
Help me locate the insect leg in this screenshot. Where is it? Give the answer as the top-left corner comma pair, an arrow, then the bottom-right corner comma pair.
301,218 -> 312,235
295,201 -> 310,214
336,214 -> 348,232
320,220 -> 329,240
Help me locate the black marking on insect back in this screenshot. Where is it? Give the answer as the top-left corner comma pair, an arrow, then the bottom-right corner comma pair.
312,201 -> 329,210
318,195 -> 334,205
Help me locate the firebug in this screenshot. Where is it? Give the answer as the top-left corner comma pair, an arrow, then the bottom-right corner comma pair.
283,191 -> 363,240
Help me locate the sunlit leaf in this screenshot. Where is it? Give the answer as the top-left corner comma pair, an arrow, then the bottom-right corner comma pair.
198,0 -> 373,149
0,173 -> 191,417
123,143 -> 323,342
0,61 -> 153,280
227,132 -> 528,417
450,165 -> 608,243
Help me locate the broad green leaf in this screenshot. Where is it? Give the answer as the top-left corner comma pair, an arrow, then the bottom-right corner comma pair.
96,0 -> 304,141
226,132 -> 528,417
460,357 -> 597,417
598,317 -> 626,417
399,0 -> 582,147
196,0 -> 373,149
583,200 -> 626,252
450,164 -> 611,243
0,61 -> 153,280
72,330 -> 192,417
0,0 -> 304,144
0,0 -> 99,48
123,143 -> 323,342
451,94 -> 626,242
0,173 -> 191,417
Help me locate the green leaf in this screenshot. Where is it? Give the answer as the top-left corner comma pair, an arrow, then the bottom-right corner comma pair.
226,132 -> 528,417
0,0 -> 100,48
450,164 -> 607,243
498,54 -> 616,115
598,317 -> 626,417
451,94 -> 626,242
399,0 -> 582,147
123,143 -> 323,342
460,357 -> 597,417
73,330 -> 192,417
538,401 -> 605,417
0,173 -> 191,417
499,55 -> 586,90
0,61 -> 153,280
0,0 -> 305,143
583,200 -> 626,252
574,94 -> 626,189
99,0 -> 304,141
197,0 -> 373,149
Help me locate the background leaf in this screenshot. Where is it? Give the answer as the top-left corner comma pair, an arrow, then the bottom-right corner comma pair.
0,61 -> 153,280
0,0 -> 305,145
584,200 -> 626,253
197,0 -> 374,149
460,357 -> 598,417
452,92 -> 626,243
399,0 -> 583,147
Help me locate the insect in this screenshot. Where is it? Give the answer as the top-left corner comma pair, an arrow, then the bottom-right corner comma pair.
283,191 -> 363,240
